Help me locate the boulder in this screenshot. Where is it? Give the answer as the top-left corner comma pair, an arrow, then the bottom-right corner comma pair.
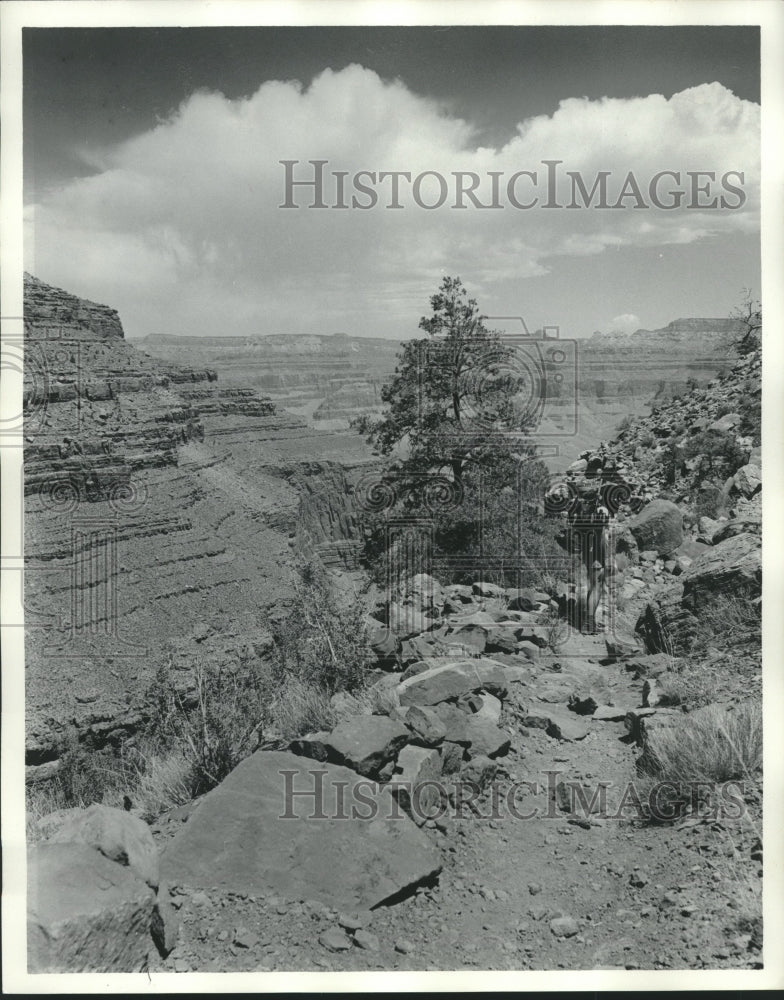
445,584 -> 474,602
319,715 -> 410,777
523,703 -> 591,741
399,634 -> 443,666
44,803 -> 159,889
484,626 -> 518,654
396,658 -> 508,707
681,532 -> 761,608
709,412 -> 741,433
160,751 -> 442,910
698,515 -> 722,539
446,610 -> 497,627
390,746 -> 443,824
400,658 -> 441,681
440,741 -> 466,775
433,703 -> 510,758
402,573 -> 443,612
516,640 -> 542,661
402,704 -> 447,745
733,464 -> 761,498
712,515 -> 761,544
289,731 -> 331,762
506,588 -> 550,611
515,625 -> 550,648
591,705 -> 633,721
446,624 -> 487,655
28,843 -> 155,972
473,692 -> 503,725
367,620 -> 397,661
627,499 -> 683,557
387,604 -> 436,639
472,581 -> 507,599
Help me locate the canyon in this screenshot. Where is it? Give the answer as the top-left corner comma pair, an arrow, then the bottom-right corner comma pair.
20,275 -> 761,976
136,317 -> 742,468
22,275 -> 743,778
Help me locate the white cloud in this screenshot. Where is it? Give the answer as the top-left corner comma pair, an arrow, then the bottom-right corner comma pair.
609,313 -> 641,334
25,68 -> 760,338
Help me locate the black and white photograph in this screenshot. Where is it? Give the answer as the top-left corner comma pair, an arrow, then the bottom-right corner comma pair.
1,0 -> 782,991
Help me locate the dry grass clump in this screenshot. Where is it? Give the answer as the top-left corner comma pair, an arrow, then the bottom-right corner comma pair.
270,677 -> 337,742
643,701 -> 761,787
689,593 -> 760,656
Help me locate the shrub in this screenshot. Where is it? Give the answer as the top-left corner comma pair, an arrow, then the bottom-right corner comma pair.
27,562 -> 374,827
638,429 -> 656,449
272,560 -> 372,696
681,430 -> 746,484
539,607 -> 570,654
693,485 -> 724,521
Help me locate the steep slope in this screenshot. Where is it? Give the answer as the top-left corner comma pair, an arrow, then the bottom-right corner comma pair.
22,275 -> 376,772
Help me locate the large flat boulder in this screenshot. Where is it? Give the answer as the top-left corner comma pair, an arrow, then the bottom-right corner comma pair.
160,751 -> 442,911
28,843 -> 155,972
396,657 -> 508,707
628,499 -> 683,557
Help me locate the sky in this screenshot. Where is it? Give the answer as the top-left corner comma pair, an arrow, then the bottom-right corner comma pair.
23,26 -> 761,341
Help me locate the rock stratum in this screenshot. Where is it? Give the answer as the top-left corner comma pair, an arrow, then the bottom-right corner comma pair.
137,317 -> 741,467
22,274 -> 377,772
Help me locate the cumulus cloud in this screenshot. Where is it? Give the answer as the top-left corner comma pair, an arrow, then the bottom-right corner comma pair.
25,67 -> 760,338
609,313 -> 642,335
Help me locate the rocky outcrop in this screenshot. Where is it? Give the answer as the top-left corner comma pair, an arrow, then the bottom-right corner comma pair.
25,272 -> 126,341
681,533 -> 762,609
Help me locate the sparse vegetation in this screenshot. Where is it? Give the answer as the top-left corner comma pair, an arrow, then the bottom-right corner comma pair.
689,593 -> 760,656
26,561 -> 374,825
639,701 -> 761,792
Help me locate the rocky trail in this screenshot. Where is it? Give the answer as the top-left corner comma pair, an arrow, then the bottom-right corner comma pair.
141,623 -> 760,974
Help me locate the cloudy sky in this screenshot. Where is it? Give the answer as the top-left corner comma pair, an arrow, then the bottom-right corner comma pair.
23,26 -> 760,340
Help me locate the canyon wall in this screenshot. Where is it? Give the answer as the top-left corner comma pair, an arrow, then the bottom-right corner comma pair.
138,318 -> 741,468
22,276 -> 376,773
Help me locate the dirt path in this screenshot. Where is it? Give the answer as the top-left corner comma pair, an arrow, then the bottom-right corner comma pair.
148,645 -> 762,974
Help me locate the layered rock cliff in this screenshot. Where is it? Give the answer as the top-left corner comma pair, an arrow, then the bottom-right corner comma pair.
23,275 -> 376,773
